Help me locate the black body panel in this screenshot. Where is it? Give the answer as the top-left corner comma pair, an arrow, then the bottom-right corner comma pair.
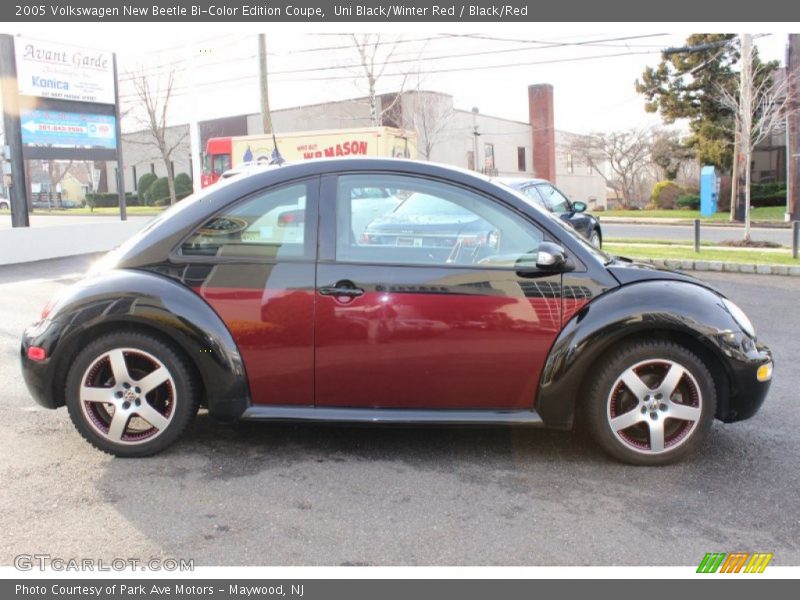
20,269 -> 249,420
535,279 -> 772,427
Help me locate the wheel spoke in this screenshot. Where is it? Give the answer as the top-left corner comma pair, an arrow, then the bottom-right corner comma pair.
657,364 -> 686,398
620,368 -> 651,399
668,403 -> 701,422
81,385 -> 113,404
135,367 -> 169,395
135,403 -> 170,431
107,411 -> 129,441
610,408 -> 644,432
648,420 -> 665,452
107,349 -> 130,385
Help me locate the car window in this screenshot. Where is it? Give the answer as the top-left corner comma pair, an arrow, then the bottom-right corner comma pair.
180,183 -> 308,259
537,184 -> 571,214
336,174 -> 543,268
520,185 -> 547,209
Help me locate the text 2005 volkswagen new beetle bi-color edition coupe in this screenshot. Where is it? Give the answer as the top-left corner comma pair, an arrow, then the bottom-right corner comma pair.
20,159 -> 773,465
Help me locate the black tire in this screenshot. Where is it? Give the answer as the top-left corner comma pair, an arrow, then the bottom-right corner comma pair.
0,202 -> 9,210
584,340 -> 716,466
589,228 -> 602,248
65,331 -> 199,457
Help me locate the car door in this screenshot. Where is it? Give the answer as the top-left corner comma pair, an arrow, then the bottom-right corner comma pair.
174,178 -> 319,406
315,172 -> 564,410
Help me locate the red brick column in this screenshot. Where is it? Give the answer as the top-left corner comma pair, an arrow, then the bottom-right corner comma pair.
528,84 -> 556,182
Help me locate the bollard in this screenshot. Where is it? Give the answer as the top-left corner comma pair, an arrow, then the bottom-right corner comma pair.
694,219 -> 700,254
793,221 -> 799,260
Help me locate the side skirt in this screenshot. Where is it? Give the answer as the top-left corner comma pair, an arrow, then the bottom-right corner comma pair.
240,406 -> 545,426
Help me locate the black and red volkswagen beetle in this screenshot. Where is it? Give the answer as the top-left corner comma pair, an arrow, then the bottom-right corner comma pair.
20,159 -> 773,465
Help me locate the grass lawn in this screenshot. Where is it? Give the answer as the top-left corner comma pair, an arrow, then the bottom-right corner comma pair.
30,206 -> 166,216
604,242 -> 798,266
602,206 -> 786,222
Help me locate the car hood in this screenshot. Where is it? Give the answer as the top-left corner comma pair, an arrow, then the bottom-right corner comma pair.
606,256 -> 722,294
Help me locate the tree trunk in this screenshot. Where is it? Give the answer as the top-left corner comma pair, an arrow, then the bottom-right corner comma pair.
165,158 -> 177,205
744,147 -> 752,241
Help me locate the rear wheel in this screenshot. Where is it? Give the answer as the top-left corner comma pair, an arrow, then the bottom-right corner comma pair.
585,341 -> 716,465
65,331 -> 198,457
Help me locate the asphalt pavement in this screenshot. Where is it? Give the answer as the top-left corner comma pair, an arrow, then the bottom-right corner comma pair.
0,256 -> 798,566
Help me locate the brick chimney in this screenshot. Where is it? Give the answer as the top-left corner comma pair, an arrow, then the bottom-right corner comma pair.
528,84 -> 555,182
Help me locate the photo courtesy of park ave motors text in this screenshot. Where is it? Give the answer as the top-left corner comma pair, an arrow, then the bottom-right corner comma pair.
1,1 -> 799,577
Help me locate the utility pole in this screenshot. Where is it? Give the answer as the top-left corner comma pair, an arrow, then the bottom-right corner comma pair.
788,34 -> 800,222
185,42 -> 202,192
258,34 -> 272,135
739,33 -> 754,241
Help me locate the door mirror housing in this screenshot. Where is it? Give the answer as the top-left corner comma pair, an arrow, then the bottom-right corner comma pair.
535,241 -> 568,270
572,201 -> 587,213
514,242 -> 569,274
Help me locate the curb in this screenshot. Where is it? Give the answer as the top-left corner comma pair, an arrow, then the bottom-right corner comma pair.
631,257 -> 800,277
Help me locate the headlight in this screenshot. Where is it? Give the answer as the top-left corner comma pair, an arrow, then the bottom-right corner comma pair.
722,298 -> 755,338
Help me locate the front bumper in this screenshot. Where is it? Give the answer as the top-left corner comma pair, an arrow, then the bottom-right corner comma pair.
718,338 -> 773,423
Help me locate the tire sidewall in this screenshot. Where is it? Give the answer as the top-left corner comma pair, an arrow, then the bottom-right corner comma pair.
586,341 -> 716,466
65,331 -> 196,457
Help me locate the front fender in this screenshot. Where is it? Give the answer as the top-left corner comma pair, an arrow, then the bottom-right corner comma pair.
536,280 -> 747,427
21,268 -> 249,420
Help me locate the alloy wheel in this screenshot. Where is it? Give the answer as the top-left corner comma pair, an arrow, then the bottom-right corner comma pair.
79,347 -> 177,445
606,358 -> 702,455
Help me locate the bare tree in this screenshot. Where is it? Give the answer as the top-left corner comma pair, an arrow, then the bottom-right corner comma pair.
128,66 -> 186,205
569,128 -> 653,207
405,91 -> 455,160
718,35 -> 797,240
349,34 -> 410,126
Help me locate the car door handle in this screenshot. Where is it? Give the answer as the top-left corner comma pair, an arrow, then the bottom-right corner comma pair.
319,283 -> 365,297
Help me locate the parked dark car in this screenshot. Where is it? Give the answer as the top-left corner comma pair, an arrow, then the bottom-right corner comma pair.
498,178 -> 602,247
20,159 -> 772,465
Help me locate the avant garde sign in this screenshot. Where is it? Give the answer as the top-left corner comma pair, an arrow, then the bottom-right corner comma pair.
14,37 -> 115,104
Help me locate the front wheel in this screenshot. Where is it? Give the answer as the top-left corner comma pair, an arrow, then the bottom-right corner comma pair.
65,331 -> 199,457
589,229 -> 602,248
585,341 -> 716,465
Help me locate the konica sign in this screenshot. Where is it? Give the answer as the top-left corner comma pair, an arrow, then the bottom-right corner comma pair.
20,109 -> 117,149
14,37 -> 115,104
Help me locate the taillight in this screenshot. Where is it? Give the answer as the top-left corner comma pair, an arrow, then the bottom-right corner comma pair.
40,298 -> 56,321
27,346 -> 47,361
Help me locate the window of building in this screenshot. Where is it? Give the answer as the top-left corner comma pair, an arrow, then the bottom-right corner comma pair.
517,147 -> 526,172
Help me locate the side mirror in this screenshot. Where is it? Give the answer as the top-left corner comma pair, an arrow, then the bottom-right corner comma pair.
572,201 -> 587,213
535,241 -> 568,270
514,242 -> 569,275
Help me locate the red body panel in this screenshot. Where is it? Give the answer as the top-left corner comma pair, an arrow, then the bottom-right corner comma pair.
315,289 -> 562,410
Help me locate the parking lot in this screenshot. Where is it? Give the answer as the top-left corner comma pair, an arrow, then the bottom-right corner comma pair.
0,255 -> 798,566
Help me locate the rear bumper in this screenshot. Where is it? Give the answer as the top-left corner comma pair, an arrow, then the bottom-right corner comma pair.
20,323 -> 62,410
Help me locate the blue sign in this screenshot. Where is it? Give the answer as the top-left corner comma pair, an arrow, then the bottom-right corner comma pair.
20,109 -> 117,149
